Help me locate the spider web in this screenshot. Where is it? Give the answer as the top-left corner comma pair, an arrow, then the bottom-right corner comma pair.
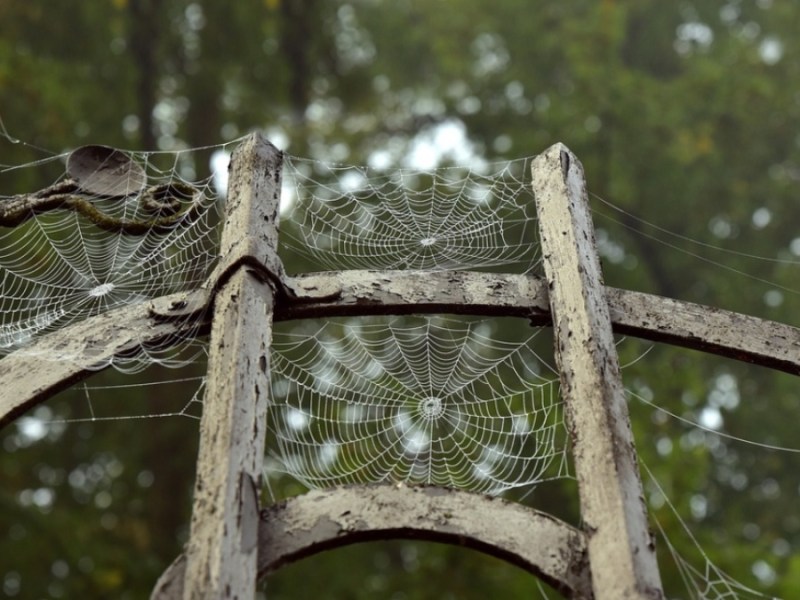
279,155 -> 541,274
0,144 -> 226,370
642,461 -> 776,600
265,316 -> 568,496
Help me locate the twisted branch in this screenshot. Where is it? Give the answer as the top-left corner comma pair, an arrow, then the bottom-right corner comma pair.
0,180 -> 204,235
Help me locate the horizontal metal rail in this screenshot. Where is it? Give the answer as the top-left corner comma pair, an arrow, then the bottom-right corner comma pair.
2,270 -> 798,429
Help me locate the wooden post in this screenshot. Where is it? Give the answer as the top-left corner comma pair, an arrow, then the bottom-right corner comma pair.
182,133 -> 282,599
532,144 -> 663,599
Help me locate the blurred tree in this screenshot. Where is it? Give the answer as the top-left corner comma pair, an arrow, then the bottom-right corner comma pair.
2,0 -> 800,598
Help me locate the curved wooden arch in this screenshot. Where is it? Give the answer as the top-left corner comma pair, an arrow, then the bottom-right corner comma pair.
150,485 -> 591,599
2,270 -> 799,429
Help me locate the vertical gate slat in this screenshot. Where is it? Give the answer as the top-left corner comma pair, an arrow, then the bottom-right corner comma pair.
532,143 -> 663,600
181,133 -> 282,599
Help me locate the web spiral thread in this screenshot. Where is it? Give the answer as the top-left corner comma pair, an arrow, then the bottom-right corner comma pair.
266,317 -> 569,495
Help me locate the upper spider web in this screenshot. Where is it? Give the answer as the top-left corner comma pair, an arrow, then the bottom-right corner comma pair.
0,144 -> 224,369
279,155 -> 541,274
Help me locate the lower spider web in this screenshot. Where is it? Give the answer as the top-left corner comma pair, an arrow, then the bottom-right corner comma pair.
265,316 -> 569,495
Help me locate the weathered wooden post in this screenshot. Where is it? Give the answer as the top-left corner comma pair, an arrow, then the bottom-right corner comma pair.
181,133 -> 282,599
532,144 -> 664,599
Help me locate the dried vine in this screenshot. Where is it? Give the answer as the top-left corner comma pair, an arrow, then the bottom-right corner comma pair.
0,179 -> 203,235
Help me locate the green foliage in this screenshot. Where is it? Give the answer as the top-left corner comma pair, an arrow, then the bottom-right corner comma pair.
2,0 -> 800,597
265,540 -> 560,599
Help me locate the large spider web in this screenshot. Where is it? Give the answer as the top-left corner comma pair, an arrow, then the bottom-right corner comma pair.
0,144 -> 224,369
265,317 -> 568,495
